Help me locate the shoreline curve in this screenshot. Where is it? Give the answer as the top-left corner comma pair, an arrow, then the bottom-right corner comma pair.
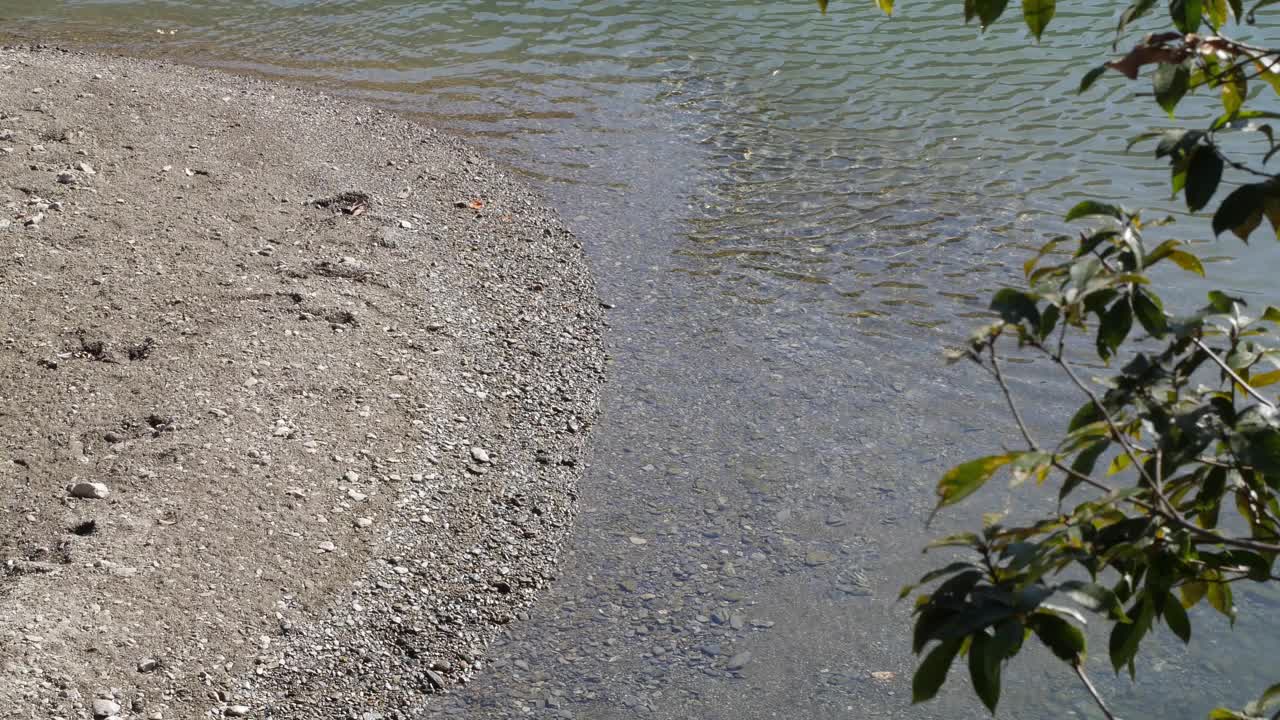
0,46 -> 605,720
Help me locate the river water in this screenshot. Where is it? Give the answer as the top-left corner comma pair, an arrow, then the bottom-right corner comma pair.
4,1 -> 1279,718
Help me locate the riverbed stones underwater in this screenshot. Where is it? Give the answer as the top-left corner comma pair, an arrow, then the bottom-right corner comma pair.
0,47 -> 605,719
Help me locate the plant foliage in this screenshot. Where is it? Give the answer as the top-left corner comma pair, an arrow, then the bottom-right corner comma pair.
821,0 -> 1280,717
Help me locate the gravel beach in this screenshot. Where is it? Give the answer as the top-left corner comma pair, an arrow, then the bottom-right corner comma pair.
0,47 -> 605,719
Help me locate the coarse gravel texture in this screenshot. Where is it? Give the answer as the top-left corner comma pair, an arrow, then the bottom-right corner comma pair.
0,47 -> 606,720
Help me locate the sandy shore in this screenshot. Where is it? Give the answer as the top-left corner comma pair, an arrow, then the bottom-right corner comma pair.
0,46 -> 604,719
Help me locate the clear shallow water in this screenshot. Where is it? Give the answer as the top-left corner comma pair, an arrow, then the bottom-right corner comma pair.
5,1 -> 1280,718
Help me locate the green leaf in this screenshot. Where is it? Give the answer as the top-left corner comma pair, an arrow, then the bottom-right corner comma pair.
1257,682 -> 1280,714
1163,590 -> 1192,643
1213,183 -> 1267,240
1169,249 -> 1206,275
1208,289 -> 1244,313
1206,0 -> 1230,25
1079,65 -> 1109,94
1065,200 -> 1124,222
975,0 -> 1010,27
1207,580 -> 1236,621
1069,401 -> 1104,432
1171,0 -> 1202,31
1133,287 -> 1168,337
912,638 -> 963,704
1181,580 -> 1208,608
1064,439 -> 1108,500
1029,612 -> 1086,664
925,532 -> 984,551
1153,62 -> 1191,117
968,631 -> 1003,713
1096,299 -> 1133,362
1185,145 -> 1224,212
1022,0 -> 1055,38
1059,580 -> 1129,620
935,454 -> 1018,511
990,288 -> 1041,331
1223,66 -> 1247,116
1109,596 -> 1154,676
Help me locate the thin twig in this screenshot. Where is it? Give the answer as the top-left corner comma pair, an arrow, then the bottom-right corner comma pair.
1035,342 -> 1280,554
1193,337 -> 1277,410
989,346 -> 1040,451
1075,663 -> 1120,720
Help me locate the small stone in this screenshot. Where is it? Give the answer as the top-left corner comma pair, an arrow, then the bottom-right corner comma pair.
68,482 -> 110,500
470,447 -> 490,464
225,706 -> 251,717
871,671 -> 896,682
138,657 -> 158,673
729,613 -> 746,631
347,489 -> 367,502
318,541 -> 336,553
726,651 -> 752,671
355,517 -> 373,528
425,669 -> 446,689
399,219 -> 414,229
56,171 -> 76,185
628,536 -> 648,545
92,699 -> 121,718
77,162 -> 96,175
103,431 -> 123,443
24,212 -> 44,227
344,470 -> 360,482
804,550 -> 835,567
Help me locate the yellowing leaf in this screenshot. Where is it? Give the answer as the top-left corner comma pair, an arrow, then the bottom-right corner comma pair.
877,0 -> 894,15
1167,249 -> 1206,276
935,454 -> 1018,511
1222,68 -> 1247,116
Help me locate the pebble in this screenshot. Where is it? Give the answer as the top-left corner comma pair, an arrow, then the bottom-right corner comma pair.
77,161 -> 96,175
804,550 -> 835,567
318,541 -> 336,553
137,658 -> 158,673
225,706 -> 251,717
68,481 -> 110,500
56,171 -> 76,185
355,517 -> 373,528
92,699 -> 121,718
344,470 -> 360,482
726,651 -> 752,671
399,219 -> 414,229
470,447 -> 491,463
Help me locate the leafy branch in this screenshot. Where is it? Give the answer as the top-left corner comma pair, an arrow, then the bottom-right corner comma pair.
816,0 -> 1280,717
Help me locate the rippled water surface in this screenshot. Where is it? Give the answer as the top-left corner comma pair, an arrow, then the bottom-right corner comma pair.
5,1 -> 1280,718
